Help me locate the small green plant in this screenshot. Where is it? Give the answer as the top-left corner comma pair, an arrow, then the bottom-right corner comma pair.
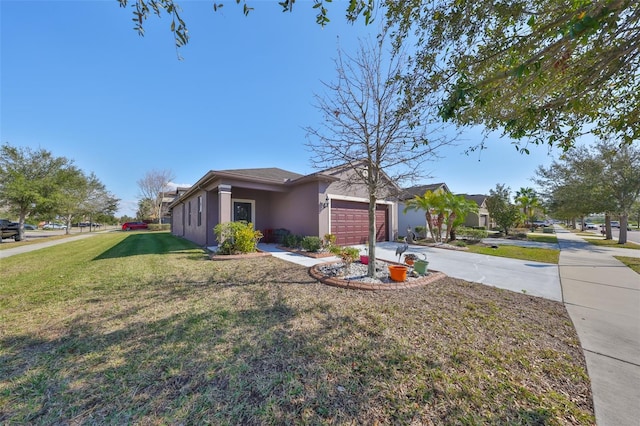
213,221 -> 263,254
329,245 -> 360,266
323,233 -> 336,249
455,240 -> 467,247
301,236 -> 322,252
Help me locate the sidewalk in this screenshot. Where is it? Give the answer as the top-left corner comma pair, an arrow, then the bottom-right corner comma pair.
554,227 -> 640,426
0,232 -> 99,259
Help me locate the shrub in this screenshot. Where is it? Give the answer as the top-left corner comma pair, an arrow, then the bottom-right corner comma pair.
274,228 -> 291,244
213,221 -> 263,255
147,223 -> 171,231
457,227 -> 488,242
301,236 -> 322,252
455,240 -> 467,247
414,226 -> 427,238
282,233 -> 304,248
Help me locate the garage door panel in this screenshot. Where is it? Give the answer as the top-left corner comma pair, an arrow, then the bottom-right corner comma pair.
331,200 -> 388,246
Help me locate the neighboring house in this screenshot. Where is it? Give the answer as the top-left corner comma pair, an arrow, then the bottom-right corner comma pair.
458,194 -> 492,229
160,187 -> 190,224
398,183 -> 450,237
168,165 -> 400,247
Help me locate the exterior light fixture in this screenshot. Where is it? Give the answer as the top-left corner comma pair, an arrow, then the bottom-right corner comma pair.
322,195 -> 330,208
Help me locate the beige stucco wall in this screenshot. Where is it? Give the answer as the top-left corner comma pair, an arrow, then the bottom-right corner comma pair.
177,189 -> 208,246
270,181 -> 325,237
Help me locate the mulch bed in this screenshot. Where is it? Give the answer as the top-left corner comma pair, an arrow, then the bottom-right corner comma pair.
309,259 -> 447,291
210,250 -> 272,261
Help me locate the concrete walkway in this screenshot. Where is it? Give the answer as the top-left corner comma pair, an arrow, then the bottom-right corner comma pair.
554,227 -> 640,426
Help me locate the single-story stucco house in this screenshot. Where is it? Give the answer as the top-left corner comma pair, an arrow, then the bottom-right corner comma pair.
168,165 -> 400,247
459,194 -> 493,228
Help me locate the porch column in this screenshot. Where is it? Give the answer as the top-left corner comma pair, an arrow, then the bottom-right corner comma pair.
218,184 -> 232,223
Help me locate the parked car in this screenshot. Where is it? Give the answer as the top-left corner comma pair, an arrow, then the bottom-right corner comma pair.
1,219 -> 21,241
43,223 -> 67,230
23,224 -> 37,230
610,221 -> 620,228
585,223 -> 600,230
122,222 -> 148,231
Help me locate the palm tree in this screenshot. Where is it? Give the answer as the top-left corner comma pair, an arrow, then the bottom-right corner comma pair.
515,187 -> 541,227
444,194 -> 479,241
403,189 -> 446,242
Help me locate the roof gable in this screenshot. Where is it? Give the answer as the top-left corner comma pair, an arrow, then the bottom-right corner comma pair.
457,194 -> 488,207
217,167 -> 303,183
401,183 -> 450,200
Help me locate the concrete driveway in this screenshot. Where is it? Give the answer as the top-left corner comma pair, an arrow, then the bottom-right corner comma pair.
347,241 -> 563,301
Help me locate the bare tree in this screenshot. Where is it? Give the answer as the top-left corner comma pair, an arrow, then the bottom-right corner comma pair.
137,169 -> 175,224
306,33 -> 454,278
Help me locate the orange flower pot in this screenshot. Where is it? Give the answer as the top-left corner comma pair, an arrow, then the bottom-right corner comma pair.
388,265 -> 408,282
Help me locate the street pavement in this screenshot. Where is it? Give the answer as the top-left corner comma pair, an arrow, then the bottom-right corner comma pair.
4,228 -> 640,425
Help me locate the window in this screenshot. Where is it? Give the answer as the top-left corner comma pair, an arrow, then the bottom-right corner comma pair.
197,196 -> 202,226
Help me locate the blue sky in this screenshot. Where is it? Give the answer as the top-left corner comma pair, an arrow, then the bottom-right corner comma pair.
2,1 -> 564,217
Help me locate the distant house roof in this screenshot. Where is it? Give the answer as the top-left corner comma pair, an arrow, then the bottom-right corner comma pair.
400,183 -> 450,200
458,194 -> 488,206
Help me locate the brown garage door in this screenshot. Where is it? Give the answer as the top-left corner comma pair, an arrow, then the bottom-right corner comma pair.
331,200 -> 388,245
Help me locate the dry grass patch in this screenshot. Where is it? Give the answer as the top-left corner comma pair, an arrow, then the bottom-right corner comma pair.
0,232 -> 593,424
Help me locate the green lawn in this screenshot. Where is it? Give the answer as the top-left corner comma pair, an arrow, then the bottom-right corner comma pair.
0,232 -> 593,424
615,256 -> 640,274
465,244 -> 560,264
526,234 -> 558,244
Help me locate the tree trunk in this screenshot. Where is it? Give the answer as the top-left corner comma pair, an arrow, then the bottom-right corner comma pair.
604,213 -> 612,240
367,194 -> 377,278
619,214 -> 628,244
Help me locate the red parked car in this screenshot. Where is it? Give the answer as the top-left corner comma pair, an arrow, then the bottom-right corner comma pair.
121,222 -> 148,231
